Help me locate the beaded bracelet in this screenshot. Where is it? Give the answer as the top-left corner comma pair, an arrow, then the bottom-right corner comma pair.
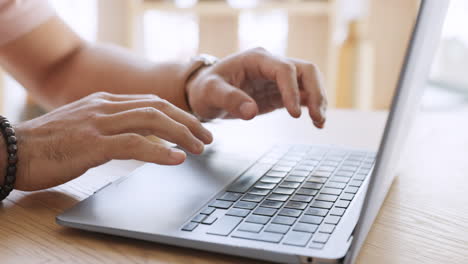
0,116 -> 17,201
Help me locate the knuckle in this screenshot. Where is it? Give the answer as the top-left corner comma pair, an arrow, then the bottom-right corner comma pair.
178,124 -> 192,138
280,62 -> 296,75
140,107 -> 160,118
305,62 -> 319,73
124,133 -> 142,146
153,98 -> 170,110
92,91 -> 112,99
250,46 -> 267,54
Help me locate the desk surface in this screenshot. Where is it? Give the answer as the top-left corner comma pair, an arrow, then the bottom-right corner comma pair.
0,109 -> 467,264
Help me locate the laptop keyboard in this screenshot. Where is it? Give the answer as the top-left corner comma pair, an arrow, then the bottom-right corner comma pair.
181,145 -> 375,249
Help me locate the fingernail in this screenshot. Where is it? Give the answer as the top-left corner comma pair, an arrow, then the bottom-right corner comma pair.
193,140 -> 205,154
240,102 -> 255,119
320,106 -> 327,121
169,149 -> 186,162
202,130 -> 213,143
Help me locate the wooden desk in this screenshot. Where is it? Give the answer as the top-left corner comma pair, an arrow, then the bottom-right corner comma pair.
0,109 -> 467,263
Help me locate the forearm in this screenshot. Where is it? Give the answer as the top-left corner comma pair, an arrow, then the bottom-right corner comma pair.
37,43 -> 191,111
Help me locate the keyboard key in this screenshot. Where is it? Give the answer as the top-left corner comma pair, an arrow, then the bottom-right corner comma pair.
202,215 -> 218,225
254,182 -> 276,190
321,187 -> 342,196
324,215 -> 341,225
272,216 -> 297,226
283,231 -> 312,247
267,193 -> 290,202
331,176 -> 350,183
227,163 -> 271,193
342,161 -> 360,166
209,200 -> 233,209
226,208 -> 250,217
246,215 -> 271,225
301,160 -> 319,166
278,208 -> 302,218
283,155 -> 302,162
325,182 -> 347,189
218,192 -> 242,202
276,160 -> 297,167
318,224 -> 335,233
273,187 -> 295,195
253,207 -> 278,217
341,193 -> 355,201
265,223 -> 290,234
261,176 -> 282,184
330,207 -> 346,216
201,207 -> 215,215
238,222 -> 263,233
271,166 -> 293,172
317,166 -> 335,172
344,186 -> 359,194
285,201 -> 308,210
234,201 -> 258,210
295,165 -> 315,172
349,180 -> 364,187
340,166 -> 358,172
354,173 -> 367,180
296,188 -> 318,196
335,171 -> 354,177
299,215 -> 323,225
207,216 -> 242,236
305,208 -> 329,217
231,230 -> 283,243
249,188 -> 270,196
302,182 -> 323,190
316,194 -> 339,202
335,200 -> 350,208
289,170 -> 309,177
279,181 -> 301,189
192,214 -> 208,223
312,171 -> 332,177
291,194 -> 313,203
321,160 -> 339,166
285,176 -> 306,183
261,200 -> 284,209
313,233 -> 330,243
242,194 -> 264,203
310,200 -> 334,209
293,223 -> 318,233
181,222 -> 198,231
308,177 -> 327,183
266,170 -> 288,177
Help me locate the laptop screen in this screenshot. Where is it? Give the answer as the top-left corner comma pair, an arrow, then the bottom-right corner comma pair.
346,1 -> 449,262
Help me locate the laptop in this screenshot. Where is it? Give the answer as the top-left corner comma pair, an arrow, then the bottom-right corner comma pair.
57,1 -> 449,263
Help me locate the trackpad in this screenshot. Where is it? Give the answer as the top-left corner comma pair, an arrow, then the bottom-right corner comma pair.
60,151 -> 256,235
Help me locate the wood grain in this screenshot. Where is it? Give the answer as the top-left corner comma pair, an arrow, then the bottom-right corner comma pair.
0,109 -> 467,264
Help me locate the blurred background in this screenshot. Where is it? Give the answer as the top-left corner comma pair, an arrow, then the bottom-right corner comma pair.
0,0 -> 467,122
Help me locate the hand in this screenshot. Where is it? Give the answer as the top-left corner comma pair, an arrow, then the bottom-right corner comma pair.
11,92 -> 212,191
186,47 -> 328,128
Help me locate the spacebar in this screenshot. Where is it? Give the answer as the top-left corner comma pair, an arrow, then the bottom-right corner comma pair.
227,163 -> 272,193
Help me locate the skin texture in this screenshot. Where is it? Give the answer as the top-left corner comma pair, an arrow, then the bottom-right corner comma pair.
0,16 -> 326,191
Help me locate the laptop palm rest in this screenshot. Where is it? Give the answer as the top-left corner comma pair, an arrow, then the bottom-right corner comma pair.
57,151 -> 257,236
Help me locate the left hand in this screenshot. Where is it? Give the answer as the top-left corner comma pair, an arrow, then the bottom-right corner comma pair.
186,47 -> 328,128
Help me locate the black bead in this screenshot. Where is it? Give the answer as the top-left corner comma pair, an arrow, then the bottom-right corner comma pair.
8,153 -> 17,164
3,184 -> 13,192
0,121 -> 10,129
4,127 -> 14,136
7,166 -> 16,175
7,136 -> 17,144
7,144 -> 17,154
5,175 -> 15,185
0,188 -> 9,196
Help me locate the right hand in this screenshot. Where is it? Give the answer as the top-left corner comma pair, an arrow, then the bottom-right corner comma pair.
12,92 -> 213,191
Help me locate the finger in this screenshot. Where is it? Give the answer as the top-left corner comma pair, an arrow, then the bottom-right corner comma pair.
294,60 -> 327,128
97,107 -> 205,154
206,77 -> 259,120
89,92 -> 160,102
243,48 -> 301,117
100,99 -> 213,144
102,133 -> 186,165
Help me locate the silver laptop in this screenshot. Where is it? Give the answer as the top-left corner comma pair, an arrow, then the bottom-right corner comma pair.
57,1 -> 448,263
